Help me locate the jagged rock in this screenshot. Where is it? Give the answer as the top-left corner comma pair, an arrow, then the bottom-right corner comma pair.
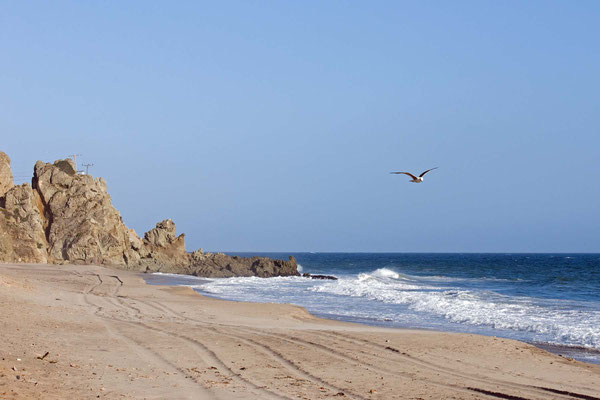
32,159 -> 133,265
0,151 -> 14,198
136,220 -> 299,277
137,220 -> 190,272
144,219 -> 179,247
128,229 -> 144,251
0,152 -> 298,278
0,184 -> 47,263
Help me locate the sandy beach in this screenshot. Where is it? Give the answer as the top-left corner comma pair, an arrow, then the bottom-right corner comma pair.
1,263 -> 599,400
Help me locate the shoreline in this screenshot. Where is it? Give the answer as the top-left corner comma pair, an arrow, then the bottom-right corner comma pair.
2,262 -> 600,399
144,271 -> 600,365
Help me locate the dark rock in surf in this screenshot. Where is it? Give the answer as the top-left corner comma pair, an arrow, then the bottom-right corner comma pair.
302,273 -> 338,280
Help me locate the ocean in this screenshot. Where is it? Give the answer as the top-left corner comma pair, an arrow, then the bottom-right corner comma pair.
145,253 -> 600,364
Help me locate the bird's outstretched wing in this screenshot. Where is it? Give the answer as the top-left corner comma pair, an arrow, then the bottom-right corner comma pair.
419,167 -> 438,178
390,172 -> 418,180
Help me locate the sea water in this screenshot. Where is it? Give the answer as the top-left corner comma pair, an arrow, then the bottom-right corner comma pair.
146,253 -> 600,364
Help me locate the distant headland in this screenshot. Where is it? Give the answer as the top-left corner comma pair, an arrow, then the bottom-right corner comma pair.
0,151 -> 298,278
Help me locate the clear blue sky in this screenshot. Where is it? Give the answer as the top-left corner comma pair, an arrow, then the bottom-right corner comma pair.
2,1 -> 599,252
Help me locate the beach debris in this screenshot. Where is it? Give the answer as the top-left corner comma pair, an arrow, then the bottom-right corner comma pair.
369,389 -> 377,393
335,392 -> 345,396
37,352 -> 50,360
11,366 -> 17,371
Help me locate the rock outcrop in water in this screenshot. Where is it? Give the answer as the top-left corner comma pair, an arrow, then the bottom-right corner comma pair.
0,151 -> 298,278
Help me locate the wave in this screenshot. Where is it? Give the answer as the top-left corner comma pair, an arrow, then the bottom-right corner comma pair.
358,268 -> 523,284
309,269 -> 600,350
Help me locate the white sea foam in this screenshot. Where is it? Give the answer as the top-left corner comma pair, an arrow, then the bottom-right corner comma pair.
151,272 -> 207,281
366,268 -> 400,279
152,272 -> 186,277
308,270 -> 600,349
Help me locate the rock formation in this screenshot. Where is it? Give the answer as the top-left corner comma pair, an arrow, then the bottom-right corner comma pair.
0,152 -> 298,278
33,158 -> 133,266
135,219 -> 192,272
0,183 -> 48,263
188,251 -> 298,278
0,151 -> 13,198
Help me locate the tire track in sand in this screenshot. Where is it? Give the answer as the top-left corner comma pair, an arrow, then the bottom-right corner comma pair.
130,301 -> 538,400
140,302 -> 582,400
103,275 -> 294,400
121,297 -> 369,399
81,274 -> 217,400
314,330 -> 599,400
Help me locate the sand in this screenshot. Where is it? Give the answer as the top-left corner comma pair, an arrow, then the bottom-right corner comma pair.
0,263 -> 599,400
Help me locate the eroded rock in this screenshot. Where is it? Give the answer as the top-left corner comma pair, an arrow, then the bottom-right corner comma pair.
0,184 -> 47,263
0,151 -> 14,198
32,159 -> 133,265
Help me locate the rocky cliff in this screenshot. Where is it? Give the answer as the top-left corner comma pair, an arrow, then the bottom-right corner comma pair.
0,151 -> 298,278
0,152 -> 13,198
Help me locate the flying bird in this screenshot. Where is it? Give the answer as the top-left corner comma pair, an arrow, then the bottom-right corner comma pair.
390,167 -> 438,183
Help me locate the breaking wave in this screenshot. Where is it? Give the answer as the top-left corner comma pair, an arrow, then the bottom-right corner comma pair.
309,269 -> 600,350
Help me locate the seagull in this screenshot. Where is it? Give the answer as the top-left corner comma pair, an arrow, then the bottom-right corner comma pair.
390,167 -> 438,183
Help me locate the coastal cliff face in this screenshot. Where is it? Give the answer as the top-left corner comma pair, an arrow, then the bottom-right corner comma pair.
0,152 -> 13,197
0,151 -> 298,278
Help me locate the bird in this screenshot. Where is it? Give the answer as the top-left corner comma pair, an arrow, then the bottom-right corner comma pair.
390,167 -> 438,183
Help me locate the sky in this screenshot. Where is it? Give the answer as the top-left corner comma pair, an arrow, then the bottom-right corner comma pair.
1,1 -> 599,252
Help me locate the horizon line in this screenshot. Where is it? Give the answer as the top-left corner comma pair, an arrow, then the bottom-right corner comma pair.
207,251 -> 600,255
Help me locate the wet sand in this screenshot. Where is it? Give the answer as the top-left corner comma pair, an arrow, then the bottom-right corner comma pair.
1,263 -> 599,399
